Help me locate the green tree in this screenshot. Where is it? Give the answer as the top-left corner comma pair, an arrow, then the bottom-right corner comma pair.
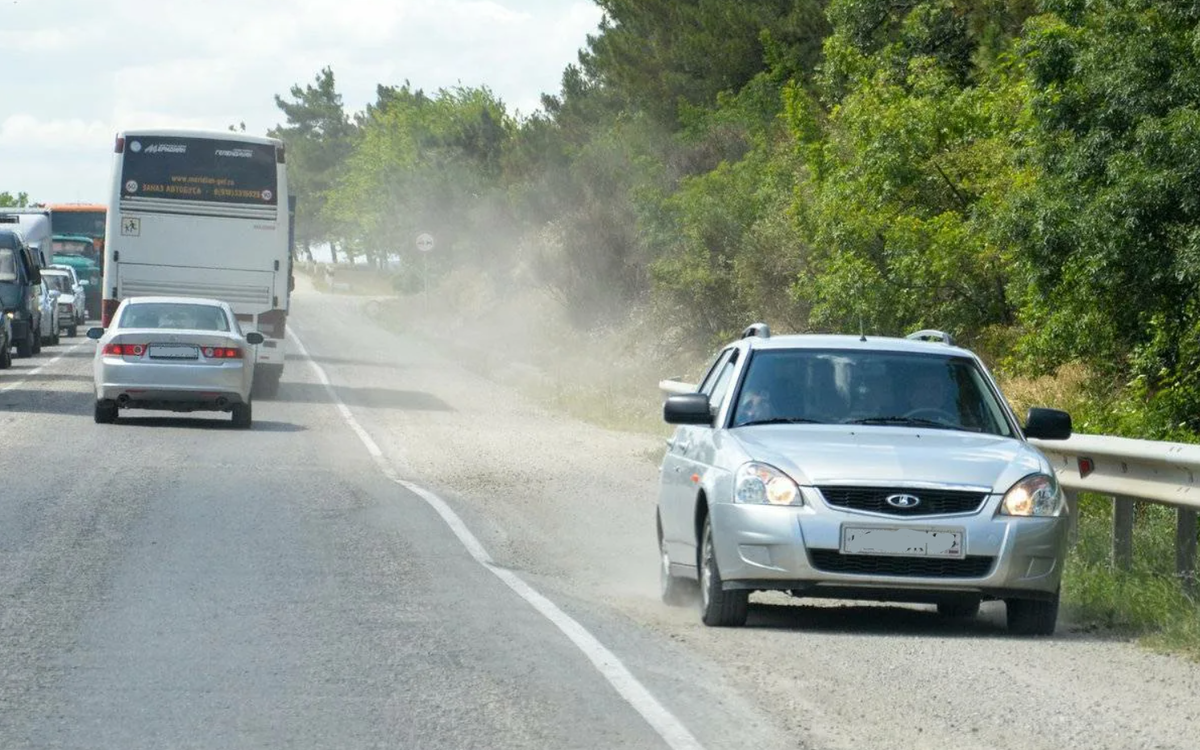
269,67 -> 356,263
0,191 -> 31,207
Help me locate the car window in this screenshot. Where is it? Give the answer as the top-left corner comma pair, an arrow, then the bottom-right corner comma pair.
702,350 -> 740,417
118,303 -> 231,332
730,349 -> 1014,436
0,248 -> 16,282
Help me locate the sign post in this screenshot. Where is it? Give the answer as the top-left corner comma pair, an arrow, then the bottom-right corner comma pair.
415,232 -> 435,308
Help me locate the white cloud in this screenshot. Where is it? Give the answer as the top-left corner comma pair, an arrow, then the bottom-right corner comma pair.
0,0 -> 604,203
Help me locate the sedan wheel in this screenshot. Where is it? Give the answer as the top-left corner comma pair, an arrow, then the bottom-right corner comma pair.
93,400 -> 117,424
699,516 -> 748,627
231,402 -> 253,429
0,343 -> 11,369
1006,590 -> 1060,636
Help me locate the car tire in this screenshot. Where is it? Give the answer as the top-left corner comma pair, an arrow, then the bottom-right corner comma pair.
659,521 -> 697,607
936,597 -> 981,620
699,516 -> 749,627
31,328 -> 41,354
0,343 -> 11,369
49,331 -> 60,346
93,400 -> 118,424
16,332 -> 33,358
68,326 -> 77,338
1006,590 -> 1060,636
232,402 -> 252,429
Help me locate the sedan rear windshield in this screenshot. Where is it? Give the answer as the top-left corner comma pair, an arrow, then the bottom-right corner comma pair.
118,303 -> 230,332
730,349 -> 1015,437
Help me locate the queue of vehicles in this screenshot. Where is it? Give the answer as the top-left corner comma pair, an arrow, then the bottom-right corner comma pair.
1,128 -> 295,429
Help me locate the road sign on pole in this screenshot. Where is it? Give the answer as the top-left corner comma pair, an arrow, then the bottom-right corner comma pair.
416,233 -> 435,253
415,233 -> 434,306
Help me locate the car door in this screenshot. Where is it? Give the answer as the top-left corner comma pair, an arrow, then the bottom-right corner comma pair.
660,347 -> 740,568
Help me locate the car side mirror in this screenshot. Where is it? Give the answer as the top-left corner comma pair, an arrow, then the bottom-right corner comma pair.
86,327 -> 105,340
245,331 -> 265,345
664,393 -> 713,426
1024,407 -> 1072,440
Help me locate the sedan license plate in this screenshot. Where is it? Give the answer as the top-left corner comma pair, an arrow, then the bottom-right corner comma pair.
148,344 -> 199,360
841,526 -> 964,558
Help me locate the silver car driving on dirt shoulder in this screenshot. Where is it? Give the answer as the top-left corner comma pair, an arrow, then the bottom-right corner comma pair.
89,297 -> 264,428
656,326 -> 1073,635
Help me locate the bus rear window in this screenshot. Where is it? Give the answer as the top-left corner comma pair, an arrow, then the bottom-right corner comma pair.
120,136 -> 278,206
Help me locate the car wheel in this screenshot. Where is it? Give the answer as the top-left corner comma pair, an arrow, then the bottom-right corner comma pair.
936,597 -> 981,620
49,332 -> 60,346
0,343 -> 11,369
16,332 -> 33,358
68,326 -> 77,338
659,522 -> 697,607
93,400 -> 118,424
31,328 -> 41,354
232,402 -> 252,429
699,516 -> 749,627
1006,590 -> 1060,636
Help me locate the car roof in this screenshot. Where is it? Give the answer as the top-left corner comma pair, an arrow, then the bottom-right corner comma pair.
736,333 -> 977,359
122,296 -> 231,308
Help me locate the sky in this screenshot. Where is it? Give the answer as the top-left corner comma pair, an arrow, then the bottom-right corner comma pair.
0,0 -> 604,204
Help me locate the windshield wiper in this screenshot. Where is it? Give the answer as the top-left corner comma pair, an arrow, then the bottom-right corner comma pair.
845,416 -> 979,431
737,417 -> 825,427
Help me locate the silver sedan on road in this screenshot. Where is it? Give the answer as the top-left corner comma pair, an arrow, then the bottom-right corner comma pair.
657,327 -> 1074,635
88,297 -> 264,428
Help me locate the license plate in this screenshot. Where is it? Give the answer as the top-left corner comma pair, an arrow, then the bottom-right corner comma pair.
840,526 -> 964,558
148,344 -> 198,360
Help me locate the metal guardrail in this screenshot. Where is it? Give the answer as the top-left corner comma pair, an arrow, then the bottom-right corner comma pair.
1031,434 -> 1199,591
658,378 -> 1198,590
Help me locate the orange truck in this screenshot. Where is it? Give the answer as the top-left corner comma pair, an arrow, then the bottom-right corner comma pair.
43,203 -> 107,257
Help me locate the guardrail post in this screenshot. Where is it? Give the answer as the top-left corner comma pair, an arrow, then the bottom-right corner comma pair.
1112,496 -> 1135,571
1177,508 -> 1198,594
1064,490 -> 1080,547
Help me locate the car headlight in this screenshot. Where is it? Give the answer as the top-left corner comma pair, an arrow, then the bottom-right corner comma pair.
1000,474 -> 1065,517
734,462 -> 803,506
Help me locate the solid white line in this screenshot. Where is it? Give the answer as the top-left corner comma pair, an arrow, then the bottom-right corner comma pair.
0,340 -> 87,393
289,328 -> 704,750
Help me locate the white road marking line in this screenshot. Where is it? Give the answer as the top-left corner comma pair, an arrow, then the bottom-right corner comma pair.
0,341 -> 87,393
289,328 -> 704,750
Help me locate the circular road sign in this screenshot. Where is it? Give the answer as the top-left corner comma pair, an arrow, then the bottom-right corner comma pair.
416,233 -> 435,253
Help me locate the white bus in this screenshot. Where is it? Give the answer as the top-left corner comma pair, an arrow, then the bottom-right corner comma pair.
102,129 -> 293,396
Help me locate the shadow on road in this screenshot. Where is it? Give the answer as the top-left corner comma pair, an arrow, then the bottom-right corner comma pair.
268,381 -> 454,412
13,373 -> 94,384
111,416 -> 307,432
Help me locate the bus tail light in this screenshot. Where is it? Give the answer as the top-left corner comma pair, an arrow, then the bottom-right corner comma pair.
115,136 -> 125,153
276,143 -> 286,163
102,299 -> 120,327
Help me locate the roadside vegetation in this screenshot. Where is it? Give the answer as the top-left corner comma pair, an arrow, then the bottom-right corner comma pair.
276,0 -> 1200,655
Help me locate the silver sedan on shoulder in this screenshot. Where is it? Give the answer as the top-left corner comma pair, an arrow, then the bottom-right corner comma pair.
657,326 -> 1073,635
88,297 -> 264,428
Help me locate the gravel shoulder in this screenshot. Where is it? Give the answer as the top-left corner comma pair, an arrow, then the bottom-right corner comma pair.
290,281 -> 1200,750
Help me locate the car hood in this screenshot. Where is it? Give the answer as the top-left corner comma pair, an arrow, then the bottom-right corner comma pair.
728,425 -> 1049,493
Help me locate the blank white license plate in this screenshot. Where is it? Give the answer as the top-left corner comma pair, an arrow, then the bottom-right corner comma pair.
841,526 -> 964,558
149,344 -> 198,360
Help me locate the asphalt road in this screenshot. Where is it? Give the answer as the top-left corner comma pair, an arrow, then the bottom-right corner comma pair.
2,283 -> 1199,750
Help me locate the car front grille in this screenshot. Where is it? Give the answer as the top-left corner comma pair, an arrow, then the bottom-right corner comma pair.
817,486 -> 988,516
809,549 -> 995,578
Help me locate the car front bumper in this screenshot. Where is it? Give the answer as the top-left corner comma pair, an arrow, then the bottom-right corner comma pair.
709,496 -> 1068,601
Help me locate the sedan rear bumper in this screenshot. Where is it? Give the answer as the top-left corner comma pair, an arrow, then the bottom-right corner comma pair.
96,357 -> 252,408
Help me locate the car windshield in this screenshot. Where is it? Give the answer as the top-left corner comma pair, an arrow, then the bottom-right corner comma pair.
0,247 -> 16,282
118,302 -> 230,332
730,349 -> 1014,436
44,274 -> 70,293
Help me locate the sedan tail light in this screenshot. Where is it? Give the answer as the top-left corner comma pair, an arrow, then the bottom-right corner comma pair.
103,343 -> 146,356
202,347 -> 242,359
